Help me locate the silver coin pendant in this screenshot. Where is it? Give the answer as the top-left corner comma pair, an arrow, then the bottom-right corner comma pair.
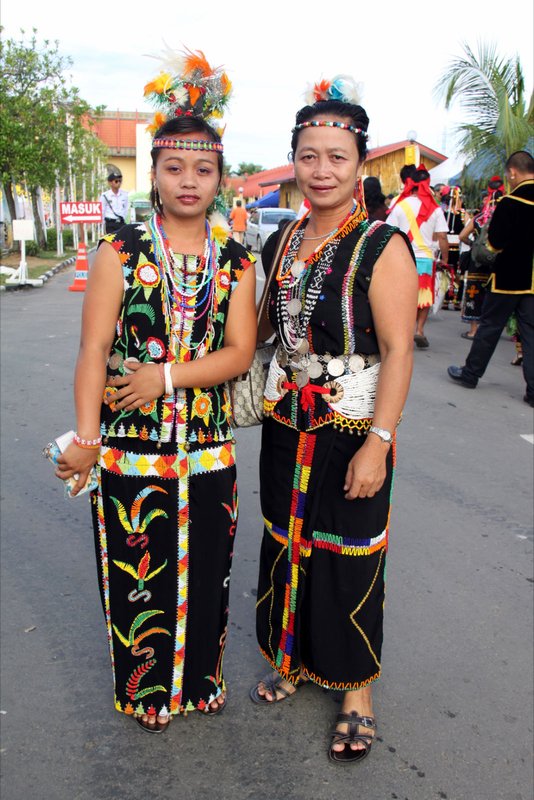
327,358 -> 345,377
287,298 -> 302,316
307,361 -> 323,379
349,354 -> 365,373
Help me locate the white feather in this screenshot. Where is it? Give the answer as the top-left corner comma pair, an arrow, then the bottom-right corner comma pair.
331,74 -> 363,105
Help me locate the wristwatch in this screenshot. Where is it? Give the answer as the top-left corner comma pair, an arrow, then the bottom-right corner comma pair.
369,425 -> 393,444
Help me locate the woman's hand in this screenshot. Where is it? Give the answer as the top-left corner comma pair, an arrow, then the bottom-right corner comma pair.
56,442 -> 99,497
343,438 -> 389,500
105,360 -> 165,411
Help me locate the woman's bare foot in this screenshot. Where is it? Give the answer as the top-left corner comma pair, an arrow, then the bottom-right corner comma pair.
205,693 -> 226,714
134,711 -> 171,733
251,671 -> 308,703
331,686 -> 375,753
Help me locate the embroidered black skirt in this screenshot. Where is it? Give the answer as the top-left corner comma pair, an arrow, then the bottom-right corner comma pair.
255,418 -> 394,689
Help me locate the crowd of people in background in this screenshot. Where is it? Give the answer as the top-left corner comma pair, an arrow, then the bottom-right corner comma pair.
359,154 -> 533,407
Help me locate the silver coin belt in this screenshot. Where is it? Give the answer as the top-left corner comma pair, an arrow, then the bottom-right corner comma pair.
276,345 -> 380,387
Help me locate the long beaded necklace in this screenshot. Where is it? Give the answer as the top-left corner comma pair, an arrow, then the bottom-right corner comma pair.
276,204 -> 363,365
149,213 -> 217,360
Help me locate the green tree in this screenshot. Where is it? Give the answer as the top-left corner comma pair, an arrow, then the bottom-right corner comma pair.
0,28 -> 106,247
434,41 -> 534,182
237,162 -> 264,176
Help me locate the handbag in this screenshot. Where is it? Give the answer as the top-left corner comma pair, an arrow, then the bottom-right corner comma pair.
42,430 -> 98,498
230,221 -> 298,427
470,221 -> 497,270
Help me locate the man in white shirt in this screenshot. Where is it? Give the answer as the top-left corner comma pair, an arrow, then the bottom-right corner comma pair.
100,171 -> 129,234
387,166 -> 449,347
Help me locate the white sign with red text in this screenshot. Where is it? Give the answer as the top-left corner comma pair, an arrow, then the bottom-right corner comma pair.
60,201 -> 103,224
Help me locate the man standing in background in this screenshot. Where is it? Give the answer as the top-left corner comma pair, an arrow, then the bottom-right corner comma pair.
447,150 -> 534,406
100,171 -> 129,234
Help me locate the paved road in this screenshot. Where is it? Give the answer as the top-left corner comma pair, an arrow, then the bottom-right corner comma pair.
1,259 -> 532,800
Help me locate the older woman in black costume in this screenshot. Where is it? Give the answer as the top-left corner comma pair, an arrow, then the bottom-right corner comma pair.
249,76 -> 417,763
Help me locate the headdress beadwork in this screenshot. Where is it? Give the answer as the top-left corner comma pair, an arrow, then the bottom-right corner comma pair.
292,120 -> 368,139
152,138 -> 224,153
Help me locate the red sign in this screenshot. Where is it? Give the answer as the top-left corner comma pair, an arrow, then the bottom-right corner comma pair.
60,201 -> 103,224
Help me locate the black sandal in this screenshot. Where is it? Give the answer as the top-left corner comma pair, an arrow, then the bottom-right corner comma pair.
249,672 -> 301,705
329,711 -> 376,763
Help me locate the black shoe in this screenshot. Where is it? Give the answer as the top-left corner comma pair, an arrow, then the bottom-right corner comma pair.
524,395 -> 534,408
447,366 -> 477,388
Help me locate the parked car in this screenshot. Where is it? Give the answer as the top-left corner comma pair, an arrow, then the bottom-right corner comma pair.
245,207 -> 297,252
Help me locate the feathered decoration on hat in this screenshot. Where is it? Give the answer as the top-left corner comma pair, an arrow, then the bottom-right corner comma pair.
144,45 -> 232,133
304,74 -> 363,106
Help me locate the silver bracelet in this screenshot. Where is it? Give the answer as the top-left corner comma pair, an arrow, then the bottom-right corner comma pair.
163,362 -> 174,396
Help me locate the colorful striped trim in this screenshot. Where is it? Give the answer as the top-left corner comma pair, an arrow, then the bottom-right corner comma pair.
264,518 -> 312,557
313,528 -> 387,556
170,404 -> 189,713
258,646 -> 381,690
100,447 -> 183,478
94,471 -> 117,695
342,221 -> 381,353
99,442 -> 234,479
277,432 -> 316,672
188,442 -> 235,475
265,518 -> 387,557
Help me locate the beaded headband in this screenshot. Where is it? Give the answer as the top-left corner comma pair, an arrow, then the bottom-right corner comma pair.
292,120 -> 369,139
145,47 -> 232,138
152,137 -> 224,153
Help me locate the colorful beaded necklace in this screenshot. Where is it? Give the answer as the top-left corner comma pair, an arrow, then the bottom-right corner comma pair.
149,213 -> 217,359
276,203 -> 366,361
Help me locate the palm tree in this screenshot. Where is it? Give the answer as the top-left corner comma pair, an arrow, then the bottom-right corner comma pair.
435,42 -> 534,178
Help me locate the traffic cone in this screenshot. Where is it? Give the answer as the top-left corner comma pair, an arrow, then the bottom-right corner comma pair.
68,242 -> 90,292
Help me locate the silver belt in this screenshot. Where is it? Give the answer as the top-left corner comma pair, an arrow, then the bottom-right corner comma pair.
276,345 -> 380,386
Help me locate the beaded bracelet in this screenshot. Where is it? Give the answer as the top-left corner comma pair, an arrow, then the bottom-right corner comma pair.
74,433 -> 102,449
163,362 -> 174,396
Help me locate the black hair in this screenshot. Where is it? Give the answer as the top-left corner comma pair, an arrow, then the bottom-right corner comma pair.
290,99 -> 369,160
150,116 -> 223,213
236,200 -> 242,206
412,168 -> 431,183
363,176 -> 385,206
400,164 -> 418,183
505,150 -> 534,173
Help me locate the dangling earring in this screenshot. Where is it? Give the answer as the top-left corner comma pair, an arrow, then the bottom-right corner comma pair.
153,184 -> 162,212
356,176 -> 367,214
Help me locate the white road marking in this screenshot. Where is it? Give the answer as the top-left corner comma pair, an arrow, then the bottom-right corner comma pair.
520,434 -> 534,445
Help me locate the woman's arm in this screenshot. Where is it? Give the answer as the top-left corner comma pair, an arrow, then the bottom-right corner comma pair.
344,233 -> 418,499
55,241 -> 124,493
108,264 -> 257,412
459,218 -> 475,245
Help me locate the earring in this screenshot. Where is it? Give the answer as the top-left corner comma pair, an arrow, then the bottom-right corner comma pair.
355,177 -> 367,213
153,185 -> 161,210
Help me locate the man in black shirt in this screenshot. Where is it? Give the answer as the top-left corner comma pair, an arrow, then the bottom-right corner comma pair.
447,150 -> 534,406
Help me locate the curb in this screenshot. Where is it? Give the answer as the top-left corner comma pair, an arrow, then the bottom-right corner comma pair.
1,247 -> 97,292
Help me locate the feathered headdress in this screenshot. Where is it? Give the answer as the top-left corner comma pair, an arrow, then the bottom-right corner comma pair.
304,74 -> 362,106
144,46 -> 232,135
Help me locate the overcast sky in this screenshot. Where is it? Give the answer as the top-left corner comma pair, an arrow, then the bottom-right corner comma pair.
3,0 -> 533,178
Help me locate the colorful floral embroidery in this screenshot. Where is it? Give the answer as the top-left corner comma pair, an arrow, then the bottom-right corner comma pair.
134,261 -> 160,287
